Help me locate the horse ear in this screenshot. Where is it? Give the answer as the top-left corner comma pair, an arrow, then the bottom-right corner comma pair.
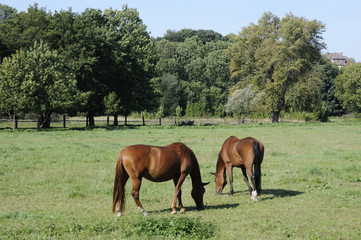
203,182 -> 210,186
210,172 -> 216,176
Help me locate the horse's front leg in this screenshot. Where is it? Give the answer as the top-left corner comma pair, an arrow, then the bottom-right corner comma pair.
172,174 -> 187,214
131,177 -> 147,215
225,165 -> 234,195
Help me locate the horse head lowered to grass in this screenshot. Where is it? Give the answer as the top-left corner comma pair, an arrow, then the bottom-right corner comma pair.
212,136 -> 264,201
113,142 -> 209,216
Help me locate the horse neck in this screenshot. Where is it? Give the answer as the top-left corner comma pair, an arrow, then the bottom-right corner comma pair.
216,155 -> 226,177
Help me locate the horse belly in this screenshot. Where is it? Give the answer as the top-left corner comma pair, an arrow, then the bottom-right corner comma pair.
143,160 -> 180,182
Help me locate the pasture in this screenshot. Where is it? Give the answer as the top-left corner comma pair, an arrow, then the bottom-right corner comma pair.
1,121 -> 360,239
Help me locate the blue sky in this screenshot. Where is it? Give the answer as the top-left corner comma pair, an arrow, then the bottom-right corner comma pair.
3,0 -> 361,62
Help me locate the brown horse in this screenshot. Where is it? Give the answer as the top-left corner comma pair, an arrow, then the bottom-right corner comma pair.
113,142 -> 209,216
212,136 -> 264,201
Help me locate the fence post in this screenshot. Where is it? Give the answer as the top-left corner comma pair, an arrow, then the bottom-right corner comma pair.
142,116 -> 145,126
159,117 -> 162,126
15,116 -> 18,129
125,116 -> 127,126
106,115 -> 109,126
63,115 -> 66,128
86,115 -> 89,127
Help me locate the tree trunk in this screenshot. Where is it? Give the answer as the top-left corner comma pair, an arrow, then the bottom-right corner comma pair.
37,113 -> 51,129
271,111 -> 280,123
114,115 -> 118,126
88,112 -> 95,126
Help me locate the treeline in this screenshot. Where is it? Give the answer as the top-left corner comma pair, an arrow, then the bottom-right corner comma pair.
0,4 -> 360,129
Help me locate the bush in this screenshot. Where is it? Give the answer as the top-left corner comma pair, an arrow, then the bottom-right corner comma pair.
129,216 -> 218,239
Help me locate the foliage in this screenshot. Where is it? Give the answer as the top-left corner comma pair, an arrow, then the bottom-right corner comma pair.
335,62 -> 361,113
318,57 -> 343,115
155,33 -> 233,116
163,29 -> 224,43
157,73 -> 182,115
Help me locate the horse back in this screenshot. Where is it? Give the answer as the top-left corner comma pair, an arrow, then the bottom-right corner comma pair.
221,136 -> 260,167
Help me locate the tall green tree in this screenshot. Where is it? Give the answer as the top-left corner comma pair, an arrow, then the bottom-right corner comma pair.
335,62 -> 361,113
0,41 -> 82,129
228,12 -> 325,122
103,6 -> 158,118
23,41 -> 80,128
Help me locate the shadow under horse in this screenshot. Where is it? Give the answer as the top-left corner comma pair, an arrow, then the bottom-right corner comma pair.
212,136 -> 264,201
113,142 -> 209,216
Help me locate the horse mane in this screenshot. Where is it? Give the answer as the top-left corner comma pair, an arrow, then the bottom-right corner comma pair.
189,149 -> 203,187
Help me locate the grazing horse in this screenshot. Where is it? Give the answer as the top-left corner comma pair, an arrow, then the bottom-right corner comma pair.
212,136 -> 264,201
113,142 -> 209,216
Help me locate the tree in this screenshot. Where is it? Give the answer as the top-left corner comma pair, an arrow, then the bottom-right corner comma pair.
226,84 -> 256,123
335,62 -> 361,113
228,12 -> 326,122
21,41 -> 80,129
103,6 -> 158,118
0,49 -> 27,129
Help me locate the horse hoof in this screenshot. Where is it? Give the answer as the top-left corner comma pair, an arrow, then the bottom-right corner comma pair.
180,208 -> 186,213
171,210 -> 177,215
251,190 -> 258,202
143,211 -> 148,216
116,212 -> 122,217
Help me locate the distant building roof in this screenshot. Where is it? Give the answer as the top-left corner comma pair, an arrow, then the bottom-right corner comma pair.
324,52 -> 349,68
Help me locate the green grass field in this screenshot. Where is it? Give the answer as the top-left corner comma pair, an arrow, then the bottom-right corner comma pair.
1,121 -> 360,239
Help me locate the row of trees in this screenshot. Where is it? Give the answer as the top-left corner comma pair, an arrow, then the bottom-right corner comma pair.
0,4 -> 157,129
1,4 -> 360,129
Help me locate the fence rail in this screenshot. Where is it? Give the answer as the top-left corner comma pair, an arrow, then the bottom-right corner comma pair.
0,115 -> 276,129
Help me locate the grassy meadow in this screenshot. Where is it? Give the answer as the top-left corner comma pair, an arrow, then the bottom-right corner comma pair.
0,120 -> 360,239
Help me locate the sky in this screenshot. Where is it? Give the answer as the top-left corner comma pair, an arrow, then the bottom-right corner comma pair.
3,0 -> 361,62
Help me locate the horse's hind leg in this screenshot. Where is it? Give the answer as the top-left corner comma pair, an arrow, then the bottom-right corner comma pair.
173,177 -> 186,213
130,177 -> 147,215
172,173 -> 187,214
246,166 -> 258,202
241,166 -> 252,193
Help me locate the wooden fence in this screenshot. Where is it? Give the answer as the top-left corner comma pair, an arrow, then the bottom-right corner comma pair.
0,115 -> 272,129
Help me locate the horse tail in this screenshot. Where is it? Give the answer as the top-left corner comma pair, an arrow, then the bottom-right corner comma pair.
252,141 -> 264,194
112,151 -> 128,213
